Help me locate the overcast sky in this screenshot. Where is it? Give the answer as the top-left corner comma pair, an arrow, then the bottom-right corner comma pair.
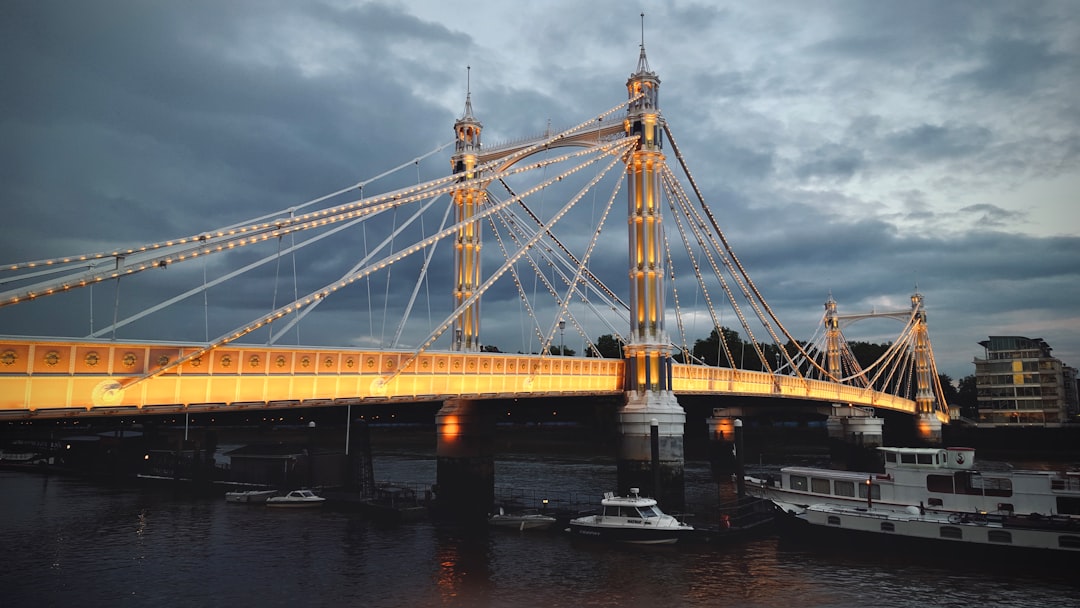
2,0 -> 1078,384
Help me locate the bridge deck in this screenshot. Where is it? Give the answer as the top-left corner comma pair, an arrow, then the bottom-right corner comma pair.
0,338 -> 930,420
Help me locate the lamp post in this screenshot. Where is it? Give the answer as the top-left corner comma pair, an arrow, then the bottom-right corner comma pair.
558,320 -> 566,356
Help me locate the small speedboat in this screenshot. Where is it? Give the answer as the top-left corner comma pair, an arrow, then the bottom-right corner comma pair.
567,488 -> 693,545
266,489 -> 326,508
488,507 -> 557,531
224,489 -> 277,504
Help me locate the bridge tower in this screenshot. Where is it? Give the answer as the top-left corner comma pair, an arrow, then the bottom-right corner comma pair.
911,291 -> 943,442
433,77 -> 496,521
824,295 -> 842,378
617,41 -> 686,507
449,71 -> 484,352
823,295 -> 885,467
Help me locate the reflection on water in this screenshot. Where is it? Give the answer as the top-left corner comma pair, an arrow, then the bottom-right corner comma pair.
2,441 -> 1079,608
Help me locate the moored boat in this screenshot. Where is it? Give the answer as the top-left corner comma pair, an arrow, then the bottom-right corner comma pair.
567,488 -> 693,545
776,501 -> 1080,559
266,489 -> 326,508
488,507 -> 557,531
748,446 -> 1080,518
225,489 -> 278,504
360,483 -> 427,522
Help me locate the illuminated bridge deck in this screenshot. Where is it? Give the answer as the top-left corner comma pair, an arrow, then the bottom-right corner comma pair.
0,338 -> 930,421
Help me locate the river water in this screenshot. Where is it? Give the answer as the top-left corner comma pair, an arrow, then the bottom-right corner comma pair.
3,429 -> 1078,608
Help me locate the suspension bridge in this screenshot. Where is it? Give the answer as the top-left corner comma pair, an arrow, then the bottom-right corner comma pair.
0,43 -> 952,436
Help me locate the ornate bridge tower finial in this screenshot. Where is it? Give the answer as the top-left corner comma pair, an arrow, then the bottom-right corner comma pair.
450,66 -> 484,352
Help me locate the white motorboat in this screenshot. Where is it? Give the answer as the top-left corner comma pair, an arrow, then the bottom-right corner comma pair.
567,488 -> 694,545
224,489 -> 278,504
777,501 -> 1080,559
748,446 -> 1080,518
488,507 -> 557,531
266,489 -> 326,508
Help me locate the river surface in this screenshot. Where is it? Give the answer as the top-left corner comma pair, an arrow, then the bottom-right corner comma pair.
3,429 -> 1078,607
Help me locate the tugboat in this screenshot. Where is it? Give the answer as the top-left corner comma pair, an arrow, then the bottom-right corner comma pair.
567,488 -> 694,545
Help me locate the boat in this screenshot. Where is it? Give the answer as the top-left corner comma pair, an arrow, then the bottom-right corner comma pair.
488,507 -> 557,531
360,483 -> 427,522
567,488 -> 694,545
776,501 -> 1080,560
265,489 -> 326,508
224,489 -> 278,504
747,446 -> 1080,518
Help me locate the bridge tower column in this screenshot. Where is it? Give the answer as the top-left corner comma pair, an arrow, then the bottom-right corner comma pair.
823,296 -> 885,467
824,295 -> 842,379
435,398 -> 495,520
617,42 -> 686,509
449,73 -> 484,352
911,291 -> 942,444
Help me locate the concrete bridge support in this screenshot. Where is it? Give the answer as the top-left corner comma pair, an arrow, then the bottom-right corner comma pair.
617,398 -> 685,510
827,405 -> 885,471
706,409 -> 740,478
435,398 -> 495,521
914,413 -> 943,445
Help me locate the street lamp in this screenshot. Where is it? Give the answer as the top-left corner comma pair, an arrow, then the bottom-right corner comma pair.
558,320 -> 566,356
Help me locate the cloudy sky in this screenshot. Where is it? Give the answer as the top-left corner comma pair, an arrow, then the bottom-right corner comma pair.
2,0 -> 1078,384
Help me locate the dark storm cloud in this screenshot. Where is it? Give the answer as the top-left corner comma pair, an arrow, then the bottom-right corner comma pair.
2,0 -> 1078,384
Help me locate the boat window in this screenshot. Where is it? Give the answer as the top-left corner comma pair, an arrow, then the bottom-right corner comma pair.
834,481 -> 855,497
811,478 -> 831,494
827,515 -> 841,526
901,453 -> 917,464
939,526 -> 963,539
857,484 -> 881,500
927,498 -> 943,507
926,474 -> 955,494
884,452 -> 897,464
917,453 -> 934,465
956,472 -> 1012,497
1057,496 -> 1080,516
988,530 -> 1011,544
790,475 -> 808,491
638,506 -> 660,518
880,522 -> 895,532
603,506 -> 620,517
1059,536 -> 1080,549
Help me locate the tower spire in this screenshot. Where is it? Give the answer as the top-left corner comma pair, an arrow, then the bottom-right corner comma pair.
636,13 -> 651,74
461,65 -> 475,120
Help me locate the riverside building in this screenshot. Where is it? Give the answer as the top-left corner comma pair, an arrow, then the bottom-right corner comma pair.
973,336 -> 1078,426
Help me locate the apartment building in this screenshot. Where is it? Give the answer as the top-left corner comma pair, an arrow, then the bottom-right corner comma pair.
973,335 -> 1077,426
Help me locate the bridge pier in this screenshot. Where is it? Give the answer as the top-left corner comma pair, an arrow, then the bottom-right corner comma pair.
827,405 -> 885,471
435,398 -> 495,521
706,408 -> 741,478
617,395 -> 685,510
914,413 -> 943,445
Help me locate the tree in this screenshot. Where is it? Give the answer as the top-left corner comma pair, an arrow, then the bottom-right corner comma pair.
937,373 -> 959,408
692,327 -> 742,367
956,374 -> 978,420
588,334 -> 623,358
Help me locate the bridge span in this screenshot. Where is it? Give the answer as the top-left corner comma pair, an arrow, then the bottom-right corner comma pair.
0,337 -> 928,421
